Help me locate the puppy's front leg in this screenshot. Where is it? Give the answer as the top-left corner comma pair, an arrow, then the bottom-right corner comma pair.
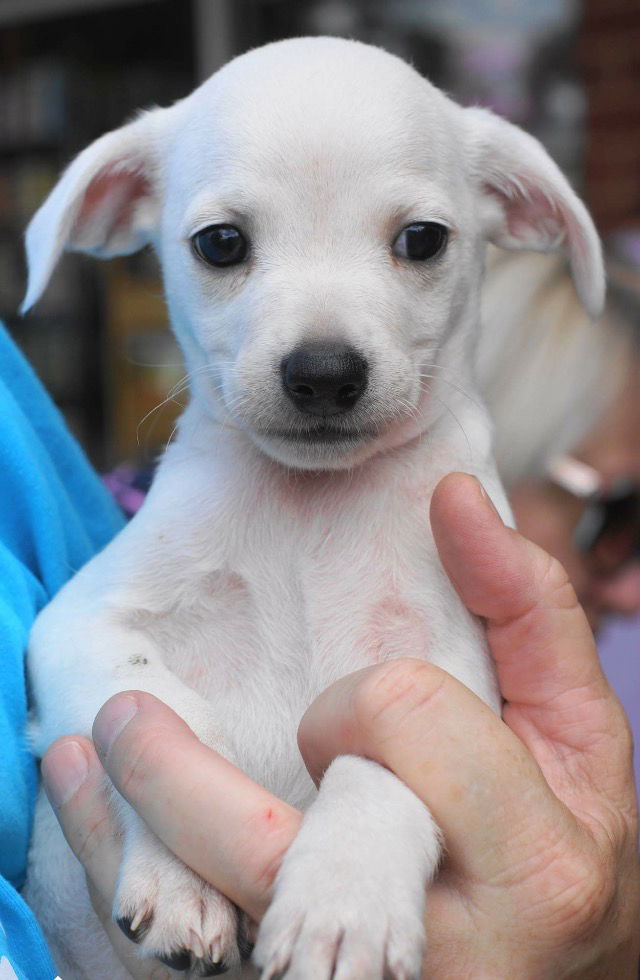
254,755 -> 438,980
111,798 -> 242,975
28,611 -> 245,975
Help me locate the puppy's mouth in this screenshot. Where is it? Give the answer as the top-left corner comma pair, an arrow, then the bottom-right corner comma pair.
257,424 -> 376,445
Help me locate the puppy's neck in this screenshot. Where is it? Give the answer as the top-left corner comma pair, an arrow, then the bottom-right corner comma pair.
165,399 -> 479,507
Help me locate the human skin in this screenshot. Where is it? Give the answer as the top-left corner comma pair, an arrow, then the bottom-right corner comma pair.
42,473 -> 640,978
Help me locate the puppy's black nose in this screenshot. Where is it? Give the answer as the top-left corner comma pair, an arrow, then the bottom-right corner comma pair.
281,343 -> 368,416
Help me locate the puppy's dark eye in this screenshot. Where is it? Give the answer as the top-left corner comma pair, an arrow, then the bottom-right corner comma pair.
191,224 -> 248,267
393,222 -> 448,261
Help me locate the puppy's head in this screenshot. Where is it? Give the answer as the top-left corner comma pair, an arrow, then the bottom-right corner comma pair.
23,37 -> 604,470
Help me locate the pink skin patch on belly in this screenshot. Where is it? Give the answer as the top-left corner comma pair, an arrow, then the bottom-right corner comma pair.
202,568 -> 251,598
362,594 -> 430,664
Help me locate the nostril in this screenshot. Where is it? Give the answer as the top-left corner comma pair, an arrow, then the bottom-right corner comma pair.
281,342 -> 368,416
337,382 -> 362,401
292,383 -> 315,398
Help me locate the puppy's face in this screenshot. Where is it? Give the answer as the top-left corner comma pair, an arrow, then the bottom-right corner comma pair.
161,43 -> 478,468
161,44 -> 478,467
23,38 -> 604,470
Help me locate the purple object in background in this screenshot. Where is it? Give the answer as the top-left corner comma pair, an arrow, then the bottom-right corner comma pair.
599,616 -> 640,793
102,463 -> 155,519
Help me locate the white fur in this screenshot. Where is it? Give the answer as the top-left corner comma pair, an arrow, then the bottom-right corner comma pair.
478,248 -> 628,487
21,37 -> 604,980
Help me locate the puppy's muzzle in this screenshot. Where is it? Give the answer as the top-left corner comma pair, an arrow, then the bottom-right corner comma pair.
281,343 -> 368,417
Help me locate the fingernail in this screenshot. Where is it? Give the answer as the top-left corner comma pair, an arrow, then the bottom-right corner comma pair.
93,694 -> 139,757
42,740 -> 89,809
474,477 -> 504,523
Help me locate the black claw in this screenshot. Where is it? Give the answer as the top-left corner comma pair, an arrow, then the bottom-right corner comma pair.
236,910 -> 255,962
236,932 -> 254,962
238,937 -> 254,962
115,913 -> 152,944
158,948 -> 192,971
194,959 -> 230,977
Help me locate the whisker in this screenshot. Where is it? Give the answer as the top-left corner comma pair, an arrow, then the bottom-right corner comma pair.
136,391 -> 185,447
430,390 -> 473,461
164,420 -> 181,450
419,368 -> 480,408
135,360 -> 237,448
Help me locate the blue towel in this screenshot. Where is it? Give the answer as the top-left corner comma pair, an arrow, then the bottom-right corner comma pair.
0,322 -> 125,979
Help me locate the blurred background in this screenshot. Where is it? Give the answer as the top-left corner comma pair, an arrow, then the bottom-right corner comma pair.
0,0 -> 637,468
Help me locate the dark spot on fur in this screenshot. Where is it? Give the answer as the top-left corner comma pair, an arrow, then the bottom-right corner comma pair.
129,655 -> 148,666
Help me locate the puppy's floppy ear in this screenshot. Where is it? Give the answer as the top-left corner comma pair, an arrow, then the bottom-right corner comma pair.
465,106 -> 604,318
21,109 -> 164,313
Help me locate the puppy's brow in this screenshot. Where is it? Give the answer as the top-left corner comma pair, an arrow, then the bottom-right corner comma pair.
183,198 -> 252,238
388,192 -> 456,228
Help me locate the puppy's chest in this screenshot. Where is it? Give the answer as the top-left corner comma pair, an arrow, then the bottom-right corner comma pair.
146,484 -> 437,705
125,476 -> 465,803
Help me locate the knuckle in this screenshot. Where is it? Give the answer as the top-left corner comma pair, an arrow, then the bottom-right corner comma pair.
352,657 -> 447,741
538,552 -> 580,613
73,810 -> 114,868
113,725 -> 169,802
548,850 -> 617,943
610,701 -> 635,770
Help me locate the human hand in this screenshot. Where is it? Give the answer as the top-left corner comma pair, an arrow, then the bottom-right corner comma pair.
42,473 -> 640,977
300,473 -> 640,976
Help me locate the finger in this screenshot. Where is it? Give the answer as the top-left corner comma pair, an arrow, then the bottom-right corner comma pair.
429,473 -> 631,791
430,472 -> 601,699
92,692 -> 302,922
298,658 -> 579,881
42,737 -> 121,904
42,739 -> 215,980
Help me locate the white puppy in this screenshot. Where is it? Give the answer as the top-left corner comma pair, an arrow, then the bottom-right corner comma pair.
21,36 -> 603,980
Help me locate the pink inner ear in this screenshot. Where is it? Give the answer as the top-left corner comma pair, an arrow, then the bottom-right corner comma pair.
73,165 -> 151,241
485,179 -> 565,250
484,173 -> 602,315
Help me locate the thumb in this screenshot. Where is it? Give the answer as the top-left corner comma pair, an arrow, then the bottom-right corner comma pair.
429,473 -> 629,794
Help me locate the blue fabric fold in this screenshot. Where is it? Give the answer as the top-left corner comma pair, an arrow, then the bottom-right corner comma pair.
0,322 -> 125,979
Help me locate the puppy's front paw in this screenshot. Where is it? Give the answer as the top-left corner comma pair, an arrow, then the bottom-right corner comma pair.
114,828 -> 242,976
253,858 -> 425,980
253,757 -> 438,980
